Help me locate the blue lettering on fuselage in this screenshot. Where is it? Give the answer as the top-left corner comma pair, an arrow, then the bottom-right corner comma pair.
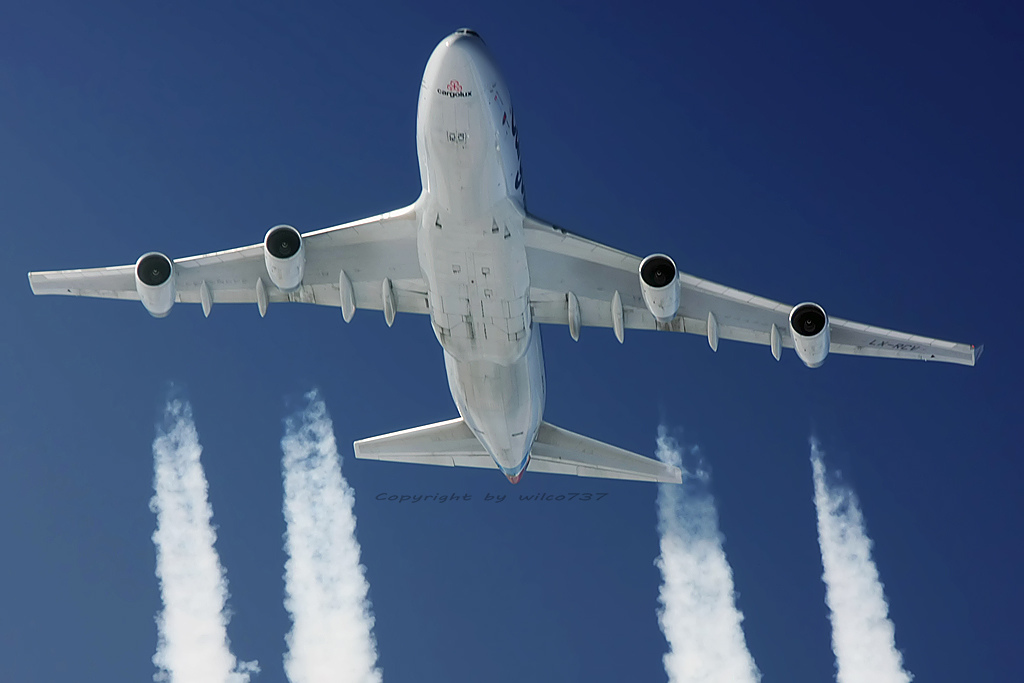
509,106 -> 525,197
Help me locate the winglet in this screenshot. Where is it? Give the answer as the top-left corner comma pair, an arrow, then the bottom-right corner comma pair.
973,344 -> 985,364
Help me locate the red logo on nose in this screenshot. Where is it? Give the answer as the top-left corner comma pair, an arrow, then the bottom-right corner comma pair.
448,80 -> 463,93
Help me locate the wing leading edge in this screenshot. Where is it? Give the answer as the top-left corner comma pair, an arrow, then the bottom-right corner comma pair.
523,214 -> 980,366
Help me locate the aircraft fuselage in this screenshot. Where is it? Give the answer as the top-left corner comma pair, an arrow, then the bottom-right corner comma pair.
414,30 -> 541,482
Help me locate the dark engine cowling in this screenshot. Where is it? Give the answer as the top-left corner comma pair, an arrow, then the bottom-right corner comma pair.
639,254 -> 679,323
264,225 -> 305,292
789,302 -> 830,368
135,252 -> 175,317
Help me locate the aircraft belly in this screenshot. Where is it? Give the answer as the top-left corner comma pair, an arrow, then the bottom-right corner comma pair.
444,332 -> 545,471
422,203 -> 531,365
420,77 -> 499,219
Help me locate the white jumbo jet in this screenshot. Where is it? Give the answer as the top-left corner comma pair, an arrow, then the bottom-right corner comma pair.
29,29 -> 981,485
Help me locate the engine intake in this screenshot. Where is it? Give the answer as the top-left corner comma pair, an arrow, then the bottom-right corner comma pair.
639,254 -> 679,323
789,302 -> 830,368
135,252 -> 175,317
264,225 -> 305,292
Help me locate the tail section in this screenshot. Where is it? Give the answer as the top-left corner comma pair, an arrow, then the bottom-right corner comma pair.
353,418 -> 682,484
530,422 -> 682,483
353,418 -> 492,469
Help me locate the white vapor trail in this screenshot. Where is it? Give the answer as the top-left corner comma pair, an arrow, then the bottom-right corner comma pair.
654,428 -> 760,683
281,391 -> 381,683
811,439 -> 913,683
150,399 -> 259,683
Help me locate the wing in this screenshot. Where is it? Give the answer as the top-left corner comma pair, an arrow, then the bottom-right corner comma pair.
28,204 -> 430,318
524,214 -> 980,366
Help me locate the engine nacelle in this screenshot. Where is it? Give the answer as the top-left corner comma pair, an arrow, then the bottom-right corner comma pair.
264,225 -> 305,292
135,252 -> 176,318
789,302 -> 830,368
639,254 -> 679,323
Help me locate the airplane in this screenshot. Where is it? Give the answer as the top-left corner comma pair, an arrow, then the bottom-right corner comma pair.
28,29 -> 981,485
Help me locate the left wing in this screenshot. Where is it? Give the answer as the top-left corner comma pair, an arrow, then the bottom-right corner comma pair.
28,204 -> 430,318
524,214 -> 980,366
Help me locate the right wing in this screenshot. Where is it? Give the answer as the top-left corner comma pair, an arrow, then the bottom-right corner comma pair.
28,204 -> 430,318
523,214 -> 980,366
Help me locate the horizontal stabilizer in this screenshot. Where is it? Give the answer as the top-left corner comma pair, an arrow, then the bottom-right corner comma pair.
353,417 -> 494,469
530,422 -> 682,483
353,418 -> 681,484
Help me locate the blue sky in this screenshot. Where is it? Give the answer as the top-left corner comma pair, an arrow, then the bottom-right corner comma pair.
2,1 -> 1021,681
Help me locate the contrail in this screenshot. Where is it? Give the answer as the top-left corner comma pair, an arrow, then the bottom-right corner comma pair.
150,398 -> 259,683
810,439 -> 913,683
654,428 -> 760,683
280,391 -> 382,683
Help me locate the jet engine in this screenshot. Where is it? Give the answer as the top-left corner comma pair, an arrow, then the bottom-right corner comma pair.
639,254 -> 679,323
264,225 -> 305,292
135,252 -> 176,317
789,302 -> 830,368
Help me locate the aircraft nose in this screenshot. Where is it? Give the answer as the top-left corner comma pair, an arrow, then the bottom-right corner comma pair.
451,27 -> 484,42
441,28 -> 488,62
430,30 -> 487,96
